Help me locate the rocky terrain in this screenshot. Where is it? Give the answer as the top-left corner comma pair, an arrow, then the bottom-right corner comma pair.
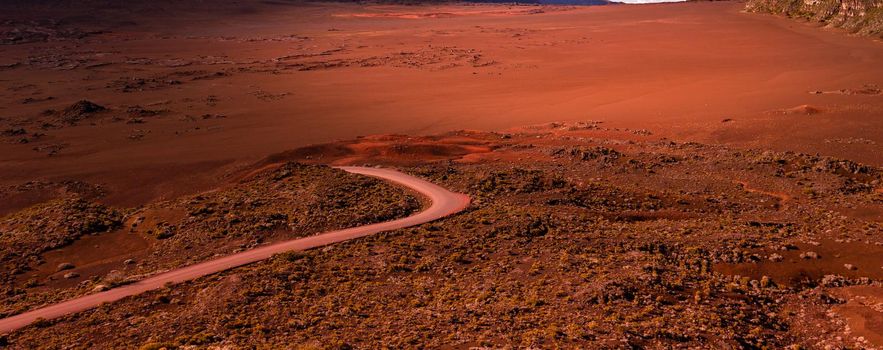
0,164 -> 418,322
1,0 -> 882,348
2,122 -> 882,348
746,0 -> 883,37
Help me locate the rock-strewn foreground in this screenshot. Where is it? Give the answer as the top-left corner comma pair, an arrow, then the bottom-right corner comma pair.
3,123 -> 882,349
0,164 -> 419,322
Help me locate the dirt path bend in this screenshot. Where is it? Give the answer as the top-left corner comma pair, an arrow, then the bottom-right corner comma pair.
733,180 -> 793,209
0,166 -> 470,334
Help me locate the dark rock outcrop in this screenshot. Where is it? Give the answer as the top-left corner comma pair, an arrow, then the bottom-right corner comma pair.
746,0 -> 883,37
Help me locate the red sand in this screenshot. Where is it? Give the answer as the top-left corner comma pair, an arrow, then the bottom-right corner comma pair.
1,1 -> 882,206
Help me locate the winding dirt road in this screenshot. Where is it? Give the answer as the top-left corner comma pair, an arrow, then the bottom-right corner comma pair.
0,166 -> 470,334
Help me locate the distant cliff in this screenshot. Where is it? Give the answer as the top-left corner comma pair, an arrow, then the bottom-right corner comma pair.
745,0 -> 883,37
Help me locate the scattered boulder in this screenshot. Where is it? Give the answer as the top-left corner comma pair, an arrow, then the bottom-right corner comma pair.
799,251 -> 820,259
820,274 -> 850,287
103,270 -> 126,285
820,293 -> 846,305
56,262 -> 75,271
126,106 -> 163,118
1,128 -> 26,136
63,272 -> 79,279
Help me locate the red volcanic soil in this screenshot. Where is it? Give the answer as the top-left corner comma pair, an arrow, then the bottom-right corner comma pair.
3,121 -> 883,348
2,1 -> 883,347
832,286 -> 883,346
1,0 -> 882,207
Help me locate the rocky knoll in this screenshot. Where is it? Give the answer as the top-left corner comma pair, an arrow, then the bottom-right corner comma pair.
746,0 -> 883,37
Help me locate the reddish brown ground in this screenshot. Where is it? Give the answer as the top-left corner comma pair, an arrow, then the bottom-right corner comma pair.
3,121 -> 882,348
832,286 -> 883,346
1,1 -> 883,347
2,0 -> 882,208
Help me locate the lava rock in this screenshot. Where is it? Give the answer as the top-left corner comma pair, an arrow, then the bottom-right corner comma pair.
799,251 -> 820,259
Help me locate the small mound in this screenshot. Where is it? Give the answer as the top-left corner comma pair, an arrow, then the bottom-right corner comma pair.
253,133 -> 494,167
780,104 -> 823,115
59,100 -> 106,124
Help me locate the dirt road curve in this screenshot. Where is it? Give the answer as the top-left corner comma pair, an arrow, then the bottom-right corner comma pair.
0,166 -> 470,334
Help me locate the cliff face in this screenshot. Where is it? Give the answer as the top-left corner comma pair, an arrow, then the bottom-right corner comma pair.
746,0 -> 883,37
